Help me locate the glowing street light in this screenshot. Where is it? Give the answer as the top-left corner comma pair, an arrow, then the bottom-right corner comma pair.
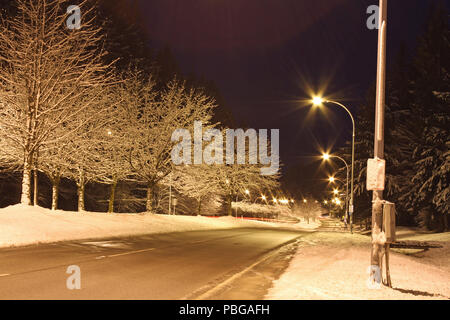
312,96 -> 324,106
333,189 -> 339,195
323,152 -> 350,227
312,96 -> 356,232
245,189 -> 250,195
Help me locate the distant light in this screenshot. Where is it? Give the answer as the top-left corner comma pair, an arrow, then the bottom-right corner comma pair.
324,200 -> 328,204
226,179 -> 230,184
333,189 -> 339,195
290,199 -> 294,203
322,153 -> 331,161
261,195 -> 267,201
107,130 -> 112,135
245,189 -> 250,195
273,198 -> 278,204
329,177 -> 335,183
303,199 -> 307,203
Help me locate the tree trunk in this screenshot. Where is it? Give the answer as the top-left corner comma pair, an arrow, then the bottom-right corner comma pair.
108,179 -> 118,213
33,149 -> 39,206
227,194 -> 232,216
51,179 -> 60,211
33,167 -> 38,206
197,199 -> 202,216
77,183 -> 85,212
146,182 -> 154,213
444,213 -> 449,232
21,158 -> 32,205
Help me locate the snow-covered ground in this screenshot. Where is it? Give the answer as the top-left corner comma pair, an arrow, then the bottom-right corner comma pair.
266,231 -> 450,300
0,204 -> 317,248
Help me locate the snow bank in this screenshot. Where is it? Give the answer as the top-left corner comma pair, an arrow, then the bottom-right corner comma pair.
266,233 -> 450,300
0,204 -> 312,248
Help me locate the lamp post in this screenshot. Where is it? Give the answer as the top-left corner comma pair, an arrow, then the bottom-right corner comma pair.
323,153 -> 350,229
313,98 -> 356,232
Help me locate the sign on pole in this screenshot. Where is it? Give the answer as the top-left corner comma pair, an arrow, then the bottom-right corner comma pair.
367,158 -> 386,191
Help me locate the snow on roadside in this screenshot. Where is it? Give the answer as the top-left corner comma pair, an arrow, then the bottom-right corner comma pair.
266,233 -> 450,300
0,204 -> 312,248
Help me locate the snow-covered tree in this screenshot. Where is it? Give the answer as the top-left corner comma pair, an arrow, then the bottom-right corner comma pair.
123,73 -> 216,212
94,83 -> 133,213
0,0 -> 114,205
169,165 -> 221,215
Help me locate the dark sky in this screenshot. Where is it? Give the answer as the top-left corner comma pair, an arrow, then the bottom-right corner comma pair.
125,0 -> 447,171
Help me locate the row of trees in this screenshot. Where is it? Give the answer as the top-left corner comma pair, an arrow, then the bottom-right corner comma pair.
0,0 -> 279,214
339,3 -> 449,231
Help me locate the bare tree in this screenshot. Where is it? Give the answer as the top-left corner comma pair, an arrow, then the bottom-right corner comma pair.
170,165 -> 221,215
0,0 -> 114,205
214,162 -> 280,216
94,84 -> 133,213
124,73 -> 216,212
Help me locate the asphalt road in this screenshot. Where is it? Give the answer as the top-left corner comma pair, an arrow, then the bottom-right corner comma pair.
0,228 -> 304,299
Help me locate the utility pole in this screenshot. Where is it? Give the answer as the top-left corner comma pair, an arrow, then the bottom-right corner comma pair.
369,0 -> 388,285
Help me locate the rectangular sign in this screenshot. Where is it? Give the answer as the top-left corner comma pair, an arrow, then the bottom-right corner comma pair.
367,158 -> 386,191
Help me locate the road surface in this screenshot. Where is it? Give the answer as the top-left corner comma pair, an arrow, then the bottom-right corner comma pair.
0,228 -> 303,299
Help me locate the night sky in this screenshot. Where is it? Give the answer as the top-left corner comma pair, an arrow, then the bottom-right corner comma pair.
126,0 -> 446,171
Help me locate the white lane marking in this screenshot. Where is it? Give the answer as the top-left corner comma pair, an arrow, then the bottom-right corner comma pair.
108,248 -> 155,258
95,248 -> 155,260
0,274 -> 10,277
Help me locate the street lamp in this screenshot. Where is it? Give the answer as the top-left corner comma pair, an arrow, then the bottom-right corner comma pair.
323,153 -> 350,226
313,98 -> 356,232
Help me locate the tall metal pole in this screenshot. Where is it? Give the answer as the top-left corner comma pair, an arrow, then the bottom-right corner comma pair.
370,0 -> 387,284
331,155 -> 350,224
326,101 -> 356,232
350,126 -> 355,233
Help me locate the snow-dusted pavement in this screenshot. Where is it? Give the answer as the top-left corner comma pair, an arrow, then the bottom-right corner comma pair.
0,204 -> 317,248
0,228 -> 303,299
266,232 -> 450,300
